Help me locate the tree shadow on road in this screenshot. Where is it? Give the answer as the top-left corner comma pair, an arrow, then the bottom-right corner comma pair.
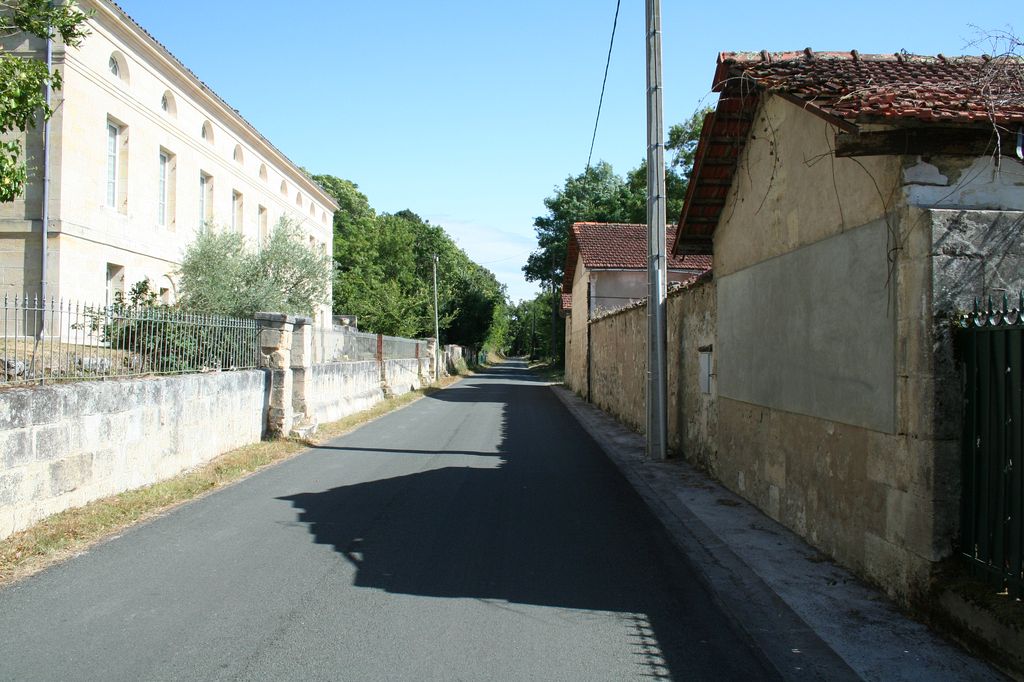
279,362 -> 772,680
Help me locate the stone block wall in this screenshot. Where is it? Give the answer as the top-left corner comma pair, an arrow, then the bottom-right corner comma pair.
309,361 -> 384,424
587,302 -> 647,431
0,370 -> 268,539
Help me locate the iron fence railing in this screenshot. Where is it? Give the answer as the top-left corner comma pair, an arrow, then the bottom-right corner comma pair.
957,295 -> 1024,598
0,295 -> 260,386
311,326 -> 429,364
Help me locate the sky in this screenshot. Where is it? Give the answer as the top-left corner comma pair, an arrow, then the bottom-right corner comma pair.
112,0 -> 1014,303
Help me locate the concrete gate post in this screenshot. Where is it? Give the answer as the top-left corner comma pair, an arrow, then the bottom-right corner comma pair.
255,312 -> 295,438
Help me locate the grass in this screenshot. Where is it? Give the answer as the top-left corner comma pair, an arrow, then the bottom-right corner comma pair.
0,373 -> 464,588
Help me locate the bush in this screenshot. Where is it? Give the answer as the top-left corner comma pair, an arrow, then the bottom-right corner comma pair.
178,218 -> 332,318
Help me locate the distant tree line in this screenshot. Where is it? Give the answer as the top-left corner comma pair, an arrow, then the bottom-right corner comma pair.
312,174 -> 508,350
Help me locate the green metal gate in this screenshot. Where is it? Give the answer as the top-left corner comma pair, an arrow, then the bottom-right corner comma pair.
958,296 -> 1024,598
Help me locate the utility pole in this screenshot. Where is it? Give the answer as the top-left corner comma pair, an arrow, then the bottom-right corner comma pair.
432,254 -> 440,381
549,252 -> 557,362
530,306 -> 536,360
645,0 -> 668,459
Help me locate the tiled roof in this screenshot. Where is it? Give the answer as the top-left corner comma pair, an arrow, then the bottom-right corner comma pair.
713,50 -> 1024,126
675,50 -> 1024,255
563,222 -> 712,296
560,293 -> 572,313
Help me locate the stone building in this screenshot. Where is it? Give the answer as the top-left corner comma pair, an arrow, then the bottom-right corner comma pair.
0,0 -> 337,318
561,221 -> 709,398
670,50 -> 1024,599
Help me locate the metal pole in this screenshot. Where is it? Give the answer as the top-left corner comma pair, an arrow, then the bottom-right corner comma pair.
549,252 -> 557,361
645,0 -> 668,459
432,254 -> 440,381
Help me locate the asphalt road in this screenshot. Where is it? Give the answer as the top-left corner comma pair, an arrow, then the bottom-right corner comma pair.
0,361 -> 776,681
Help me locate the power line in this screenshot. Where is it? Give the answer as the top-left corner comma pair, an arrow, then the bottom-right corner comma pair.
585,0 -> 622,173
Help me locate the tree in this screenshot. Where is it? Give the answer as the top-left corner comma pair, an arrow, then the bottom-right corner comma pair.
177,218 -> 332,318
314,173 -> 508,347
1,0 -> 90,201
522,109 -> 712,290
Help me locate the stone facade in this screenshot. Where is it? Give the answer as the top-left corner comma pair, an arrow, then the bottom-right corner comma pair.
0,0 -> 336,322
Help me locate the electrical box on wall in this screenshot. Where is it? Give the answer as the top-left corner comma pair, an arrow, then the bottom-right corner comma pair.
698,347 -> 712,395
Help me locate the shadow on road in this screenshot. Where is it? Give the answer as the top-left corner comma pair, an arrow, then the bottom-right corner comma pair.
279,361 -> 772,680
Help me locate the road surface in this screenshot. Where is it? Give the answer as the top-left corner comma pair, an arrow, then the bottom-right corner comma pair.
0,361 -> 776,681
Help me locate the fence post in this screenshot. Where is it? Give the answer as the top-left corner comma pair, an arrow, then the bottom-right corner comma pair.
290,316 -> 317,438
255,312 -> 295,438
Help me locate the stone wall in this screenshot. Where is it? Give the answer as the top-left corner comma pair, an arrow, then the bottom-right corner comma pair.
383,358 -> 427,397
667,279 -> 717,468
0,370 -> 268,539
308,361 -> 384,424
587,302 -> 646,431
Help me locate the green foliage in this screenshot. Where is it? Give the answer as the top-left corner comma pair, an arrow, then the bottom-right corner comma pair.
504,291 -> 562,361
177,218 -> 332,318
0,0 -> 90,201
314,175 -> 508,347
523,109 -> 712,288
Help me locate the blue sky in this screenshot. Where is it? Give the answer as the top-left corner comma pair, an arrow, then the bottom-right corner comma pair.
112,1 -> 1013,303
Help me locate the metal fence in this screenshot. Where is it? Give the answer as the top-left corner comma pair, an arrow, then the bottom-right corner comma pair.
0,295 -> 260,386
311,325 -> 429,364
958,295 -> 1024,598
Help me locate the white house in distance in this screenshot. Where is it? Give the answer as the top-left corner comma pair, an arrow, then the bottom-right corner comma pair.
0,0 -> 337,320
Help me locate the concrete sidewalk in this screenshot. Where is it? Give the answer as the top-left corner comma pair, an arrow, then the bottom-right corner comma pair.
551,385 -> 1005,682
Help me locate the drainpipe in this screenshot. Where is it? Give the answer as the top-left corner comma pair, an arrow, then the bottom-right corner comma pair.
38,14 -> 53,341
1016,126 -> 1023,161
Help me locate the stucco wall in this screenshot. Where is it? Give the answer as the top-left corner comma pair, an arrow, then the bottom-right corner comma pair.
717,219 -> 897,432
0,370 -> 268,539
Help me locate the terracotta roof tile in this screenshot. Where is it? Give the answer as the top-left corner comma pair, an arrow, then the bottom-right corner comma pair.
674,49 -> 1024,256
714,50 -> 1024,125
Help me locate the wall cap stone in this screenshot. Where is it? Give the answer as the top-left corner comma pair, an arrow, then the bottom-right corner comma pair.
254,312 -> 295,324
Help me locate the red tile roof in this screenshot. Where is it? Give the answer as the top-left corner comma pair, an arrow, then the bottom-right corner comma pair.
714,50 -> 1024,126
560,293 -> 572,313
563,222 -> 712,296
675,50 -> 1024,255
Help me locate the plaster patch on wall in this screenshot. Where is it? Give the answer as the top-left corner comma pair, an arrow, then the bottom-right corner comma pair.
717,219 -> 896,433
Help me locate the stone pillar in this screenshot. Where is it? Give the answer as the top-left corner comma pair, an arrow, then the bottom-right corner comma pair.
255,312 -> 295,438
290,316 -> 317,438
425,337 -> 437,382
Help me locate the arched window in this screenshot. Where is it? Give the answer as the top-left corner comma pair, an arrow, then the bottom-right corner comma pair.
295,192 -> 303,208
259,164 -> 268,182
160,90 -> 176,117
108,52 -> 129,85
233,144 -> 244,164
279,180 -> 287,196
201,121 -> 214,144
321,211 -> 328,224
309,204 -> 316,217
